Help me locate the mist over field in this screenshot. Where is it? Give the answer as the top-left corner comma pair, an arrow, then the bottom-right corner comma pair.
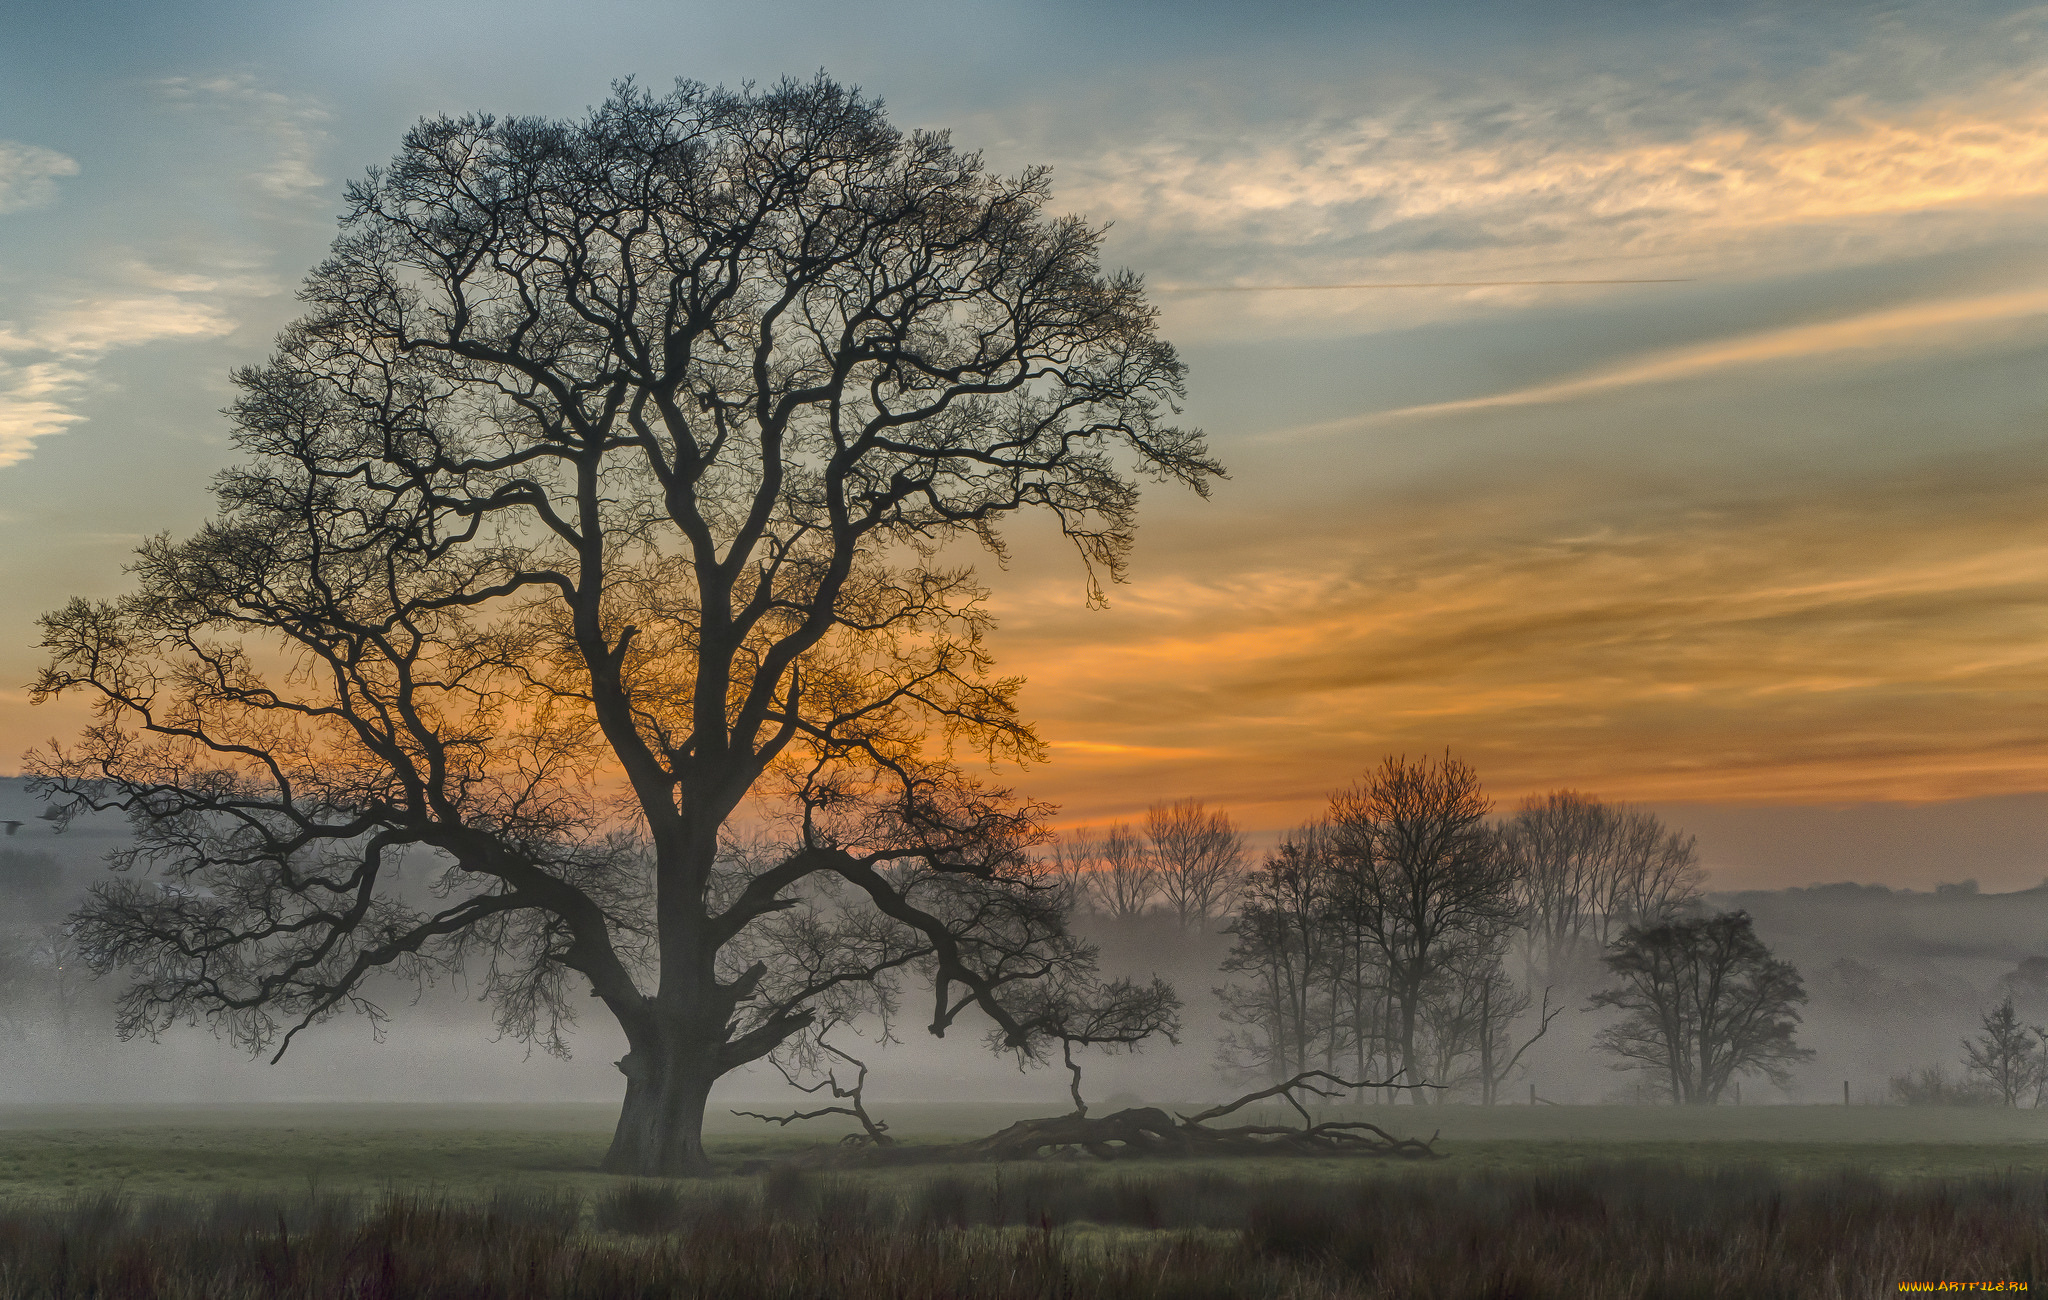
7,774 -> 2041,1117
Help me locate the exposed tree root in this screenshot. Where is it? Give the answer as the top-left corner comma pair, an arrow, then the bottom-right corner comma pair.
737,1070 -> 1441,1171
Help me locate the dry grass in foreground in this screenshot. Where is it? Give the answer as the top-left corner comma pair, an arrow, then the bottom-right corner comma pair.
0,1161 -> 2041,1298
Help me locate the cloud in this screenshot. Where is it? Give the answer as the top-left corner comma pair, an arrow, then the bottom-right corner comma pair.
1096,91 -> 2048,244
0,76 -> 323,470
1041,46 -> 2048,339
160,75 -> 328,201
1299,283 -> 2048,430
0,292 -> 238,467
992,455 -> 2048,828
0,77 -> 316,469
0,361 -> 91,468
0,141 -> 79,215
0,294 -> 241,357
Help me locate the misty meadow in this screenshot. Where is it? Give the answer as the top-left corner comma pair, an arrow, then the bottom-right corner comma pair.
6,3 -> 2048,1297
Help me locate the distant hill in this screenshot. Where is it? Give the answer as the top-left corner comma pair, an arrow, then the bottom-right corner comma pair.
1713,880 -> 2048,980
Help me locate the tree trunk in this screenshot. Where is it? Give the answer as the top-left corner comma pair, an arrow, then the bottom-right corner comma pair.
1382,988 -> 1398,1105
601,1042 -> 720,1176
1477,984 -> 1497,1107
1398,984 -> 1425,1104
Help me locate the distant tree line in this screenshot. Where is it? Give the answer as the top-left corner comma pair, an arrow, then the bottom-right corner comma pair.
1049,800 -> 1247,931
0,849 -> 94,1042
1054,753 -> 1827,1107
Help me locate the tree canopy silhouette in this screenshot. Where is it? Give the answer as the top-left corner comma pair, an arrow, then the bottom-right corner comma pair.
29,74 -> 1219,1174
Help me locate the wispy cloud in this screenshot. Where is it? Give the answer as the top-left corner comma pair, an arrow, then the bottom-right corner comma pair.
0,294 -> 242,357
160,75 -> 329,201
1050,50 -> 2048,339
0,76 -> 323,469
1086,93 -> 2048,245
0,140 -> 79,215
0,361 -> 93,468
995,454 -> 2048,824
0,292 -> 237,467
1310,284 -> 2048,429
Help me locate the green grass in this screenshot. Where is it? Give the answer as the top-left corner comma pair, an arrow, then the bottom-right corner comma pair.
3,1101 -> 2047,1202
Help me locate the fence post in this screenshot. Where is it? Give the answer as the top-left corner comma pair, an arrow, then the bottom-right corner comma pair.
1844,1080 -> 1850,1106
1530,1083 -> 1536,1106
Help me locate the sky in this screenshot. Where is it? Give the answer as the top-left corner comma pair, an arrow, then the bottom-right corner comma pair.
2,0 -> 2046,890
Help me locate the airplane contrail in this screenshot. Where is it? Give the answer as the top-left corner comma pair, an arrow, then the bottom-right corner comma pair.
1155,278 -> 1695,292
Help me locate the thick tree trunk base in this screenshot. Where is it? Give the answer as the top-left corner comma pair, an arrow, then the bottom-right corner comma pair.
601,1052 -> 718,1177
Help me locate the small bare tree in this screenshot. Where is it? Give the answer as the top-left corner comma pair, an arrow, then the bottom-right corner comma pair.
1591,910 -> 1810,1104
1963,995 -> 2044,1107
1092,822 -> 1158,921
26,923 -> 87,1038
733,1018 -> 897,1147
1146,799 -> 1244,932
1464,960 -> 1561,1106
1044,831 -> 1099,916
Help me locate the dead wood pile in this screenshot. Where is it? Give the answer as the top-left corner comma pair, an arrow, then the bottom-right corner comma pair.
741,1071 -> 1440,1170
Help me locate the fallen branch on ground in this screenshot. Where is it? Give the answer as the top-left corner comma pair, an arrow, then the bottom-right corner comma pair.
740,1069 -> 1442,1170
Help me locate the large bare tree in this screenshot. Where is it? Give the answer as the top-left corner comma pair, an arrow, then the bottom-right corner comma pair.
28,77 -> 1219,1174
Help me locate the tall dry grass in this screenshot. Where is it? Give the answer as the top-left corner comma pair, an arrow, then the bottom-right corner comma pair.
0,1162 -> 2039,1298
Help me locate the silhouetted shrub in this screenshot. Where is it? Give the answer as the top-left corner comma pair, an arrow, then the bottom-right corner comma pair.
760,1163 -> 812,1219
1889,1063 -> 2002,1106
815,1177 -> 875,1234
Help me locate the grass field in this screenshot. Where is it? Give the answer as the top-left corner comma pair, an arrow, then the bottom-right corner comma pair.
2,1100 -> 2046,1201
2,1154 -> 2044,1298
4,1103 -> 2047,1297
